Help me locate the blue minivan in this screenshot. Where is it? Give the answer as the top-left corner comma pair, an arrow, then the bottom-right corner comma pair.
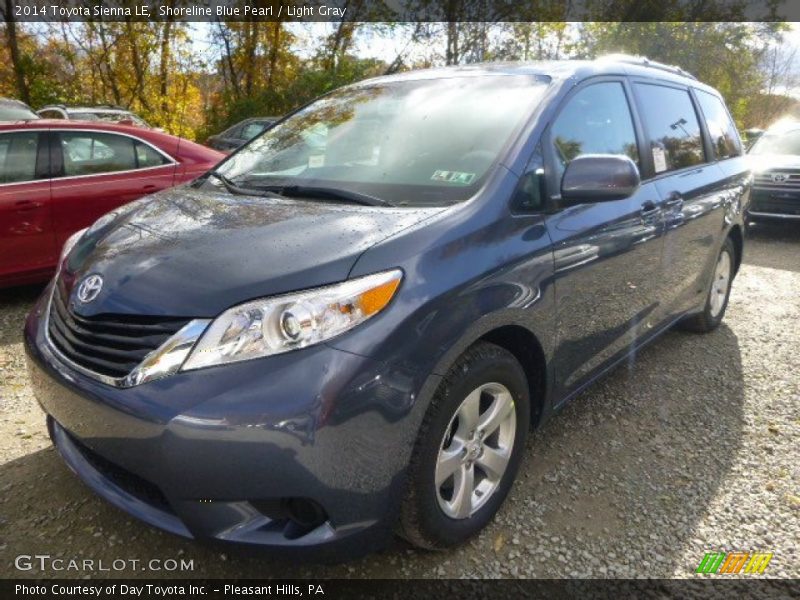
25,56 -> 750,558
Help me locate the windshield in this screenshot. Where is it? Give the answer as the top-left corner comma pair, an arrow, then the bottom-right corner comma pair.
0,104 -> 39,120
211,75 -> 549,206
749,129 -> 800,155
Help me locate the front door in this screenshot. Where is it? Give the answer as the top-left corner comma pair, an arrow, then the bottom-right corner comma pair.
0,130 -> 54,284
543,79 -> 666,400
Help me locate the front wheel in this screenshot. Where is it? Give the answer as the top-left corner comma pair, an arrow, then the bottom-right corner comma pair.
398,342 -> 530,549
680,237 -> 735,333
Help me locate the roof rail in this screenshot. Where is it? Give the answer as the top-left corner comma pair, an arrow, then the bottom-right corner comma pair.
596,54 -> 697,80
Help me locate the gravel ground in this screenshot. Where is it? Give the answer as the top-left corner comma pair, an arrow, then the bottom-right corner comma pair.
0,221 -> 797,579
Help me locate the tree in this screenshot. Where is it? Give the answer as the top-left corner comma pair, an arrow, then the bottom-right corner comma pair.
1,0 -> 31,103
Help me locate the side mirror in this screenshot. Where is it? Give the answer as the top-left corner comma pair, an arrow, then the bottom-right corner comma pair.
561,154 -> 640,202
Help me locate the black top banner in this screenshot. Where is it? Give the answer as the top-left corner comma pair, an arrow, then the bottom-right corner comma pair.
3,0 -> 800,23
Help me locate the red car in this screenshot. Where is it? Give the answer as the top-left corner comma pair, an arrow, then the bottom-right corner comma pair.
0,121 -> 223,287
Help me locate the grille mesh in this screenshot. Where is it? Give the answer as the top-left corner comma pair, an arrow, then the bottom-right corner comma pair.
48,279 -> 189,379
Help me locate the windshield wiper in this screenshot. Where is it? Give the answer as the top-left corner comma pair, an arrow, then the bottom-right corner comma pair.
250,184 -> 394,207
207,171 -> 285,199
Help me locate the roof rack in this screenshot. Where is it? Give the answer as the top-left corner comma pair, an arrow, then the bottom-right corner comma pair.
596,54 -> 697,80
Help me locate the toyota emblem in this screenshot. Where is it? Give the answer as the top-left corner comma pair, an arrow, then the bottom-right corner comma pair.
76,274 -> 103,304
771,173 -> 789,183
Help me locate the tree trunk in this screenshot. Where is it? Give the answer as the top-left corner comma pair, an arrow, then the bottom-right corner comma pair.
125,19 -> 151,110
2,0 -> 31,104
265,23 -> 282,90
159,16 -> 173,114
95,21 -> 123,106
243,19 -> 258,96
217,21 -> 241,99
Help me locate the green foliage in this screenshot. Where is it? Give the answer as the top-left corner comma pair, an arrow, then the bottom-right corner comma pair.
577,22 -> 789,128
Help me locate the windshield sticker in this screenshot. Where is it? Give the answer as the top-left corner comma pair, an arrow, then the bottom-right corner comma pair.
308,155 -> 325,168
652,147 -> 668,173
432,170 -> 476,185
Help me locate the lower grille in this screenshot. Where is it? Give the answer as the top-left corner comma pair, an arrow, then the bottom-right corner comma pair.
48,279 -> 190,379
751,191 -> 800,216
65,427 -> 173,513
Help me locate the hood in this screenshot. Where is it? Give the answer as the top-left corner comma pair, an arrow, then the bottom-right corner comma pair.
63,186 -> 441,317
748,153 -> 800,172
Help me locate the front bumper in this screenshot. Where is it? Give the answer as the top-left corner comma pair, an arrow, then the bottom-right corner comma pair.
24,287 -> 436,557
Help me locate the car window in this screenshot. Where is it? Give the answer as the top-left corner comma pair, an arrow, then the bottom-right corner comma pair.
134,140 -> 170,168
69,112 -> 101,121
551,81 -> 639,182
0,103 -> 39,120
0,131 -> 40,183
695,90 -> 742,160
60,132 -> 137,176
224,124 -> 244,139
513,144 -> 545,212
634,83 -> 706,173
241,122 -> 268,140
39,110 -> 65,119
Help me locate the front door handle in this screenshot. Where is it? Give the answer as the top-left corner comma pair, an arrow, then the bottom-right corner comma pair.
664,191 -> 684,210
14,200 -> 40,213
640,200 -> 660,219
640,200 -> 660,226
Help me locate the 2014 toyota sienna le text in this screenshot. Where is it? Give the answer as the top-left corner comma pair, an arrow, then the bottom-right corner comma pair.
25,57 -> 750,559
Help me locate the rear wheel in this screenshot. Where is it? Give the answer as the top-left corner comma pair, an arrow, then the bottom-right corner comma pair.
398,342 -> 530,549
680,237 -> 735,333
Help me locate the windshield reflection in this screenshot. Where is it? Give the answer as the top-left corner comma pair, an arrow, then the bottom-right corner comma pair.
211,75 -> 549,206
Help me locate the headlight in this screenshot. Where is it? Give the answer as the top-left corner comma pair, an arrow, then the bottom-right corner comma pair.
181,269 -> 402,370
59,227 -> 88,263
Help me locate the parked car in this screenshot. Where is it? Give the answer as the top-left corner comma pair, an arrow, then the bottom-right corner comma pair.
0,97 -> 39,121
0,120 -> 223,287
747,123 -> 800,222
743,127 -> 764,148
206,117 -> 279,152
25,57 -> 749,559
37,105 -> 152,128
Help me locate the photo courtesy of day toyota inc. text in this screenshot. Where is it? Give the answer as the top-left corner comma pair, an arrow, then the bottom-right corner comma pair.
0,1 -> 798,598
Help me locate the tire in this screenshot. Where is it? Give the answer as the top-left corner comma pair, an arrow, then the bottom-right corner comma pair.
398,342 -> 530,549
680,237 -> 735,333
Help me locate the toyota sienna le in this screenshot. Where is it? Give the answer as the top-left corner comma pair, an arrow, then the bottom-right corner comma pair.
25,56 -> 750,558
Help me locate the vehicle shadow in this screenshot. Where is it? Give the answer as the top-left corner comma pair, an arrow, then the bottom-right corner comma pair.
744,221 -> 800,273
0,323 -> 744,578
0,284 -> 43,347
497,323 -> 744,576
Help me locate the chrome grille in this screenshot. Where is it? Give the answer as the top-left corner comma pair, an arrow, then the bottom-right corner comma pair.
47,279 -> 190,379
752,170 -> 800,191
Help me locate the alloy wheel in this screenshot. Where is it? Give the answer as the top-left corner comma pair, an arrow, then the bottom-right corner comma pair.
435,382 -> 516,519
709,249 -> 732,318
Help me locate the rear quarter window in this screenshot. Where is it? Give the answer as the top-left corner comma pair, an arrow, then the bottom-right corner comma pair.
695,90 -> 743,159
